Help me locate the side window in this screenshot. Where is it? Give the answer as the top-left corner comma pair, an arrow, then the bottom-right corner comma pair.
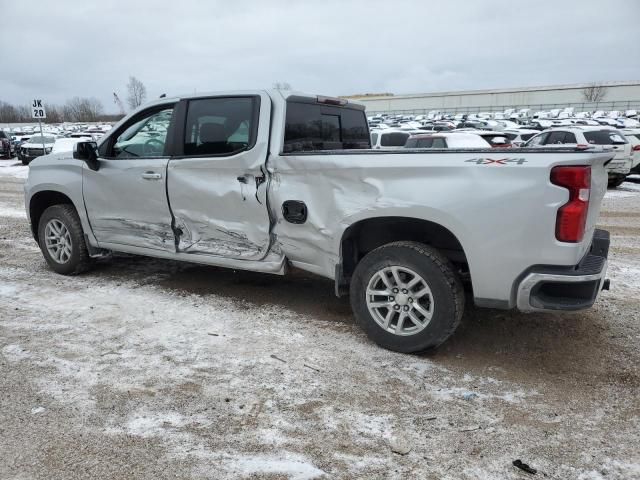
415,138 -> 433,148
109,108 -> 174,158
527,133 -> 548,146
431,137 -> 447,148
183,97 -> 258,156
564,132 -> 577,144
546,131 -> 568,144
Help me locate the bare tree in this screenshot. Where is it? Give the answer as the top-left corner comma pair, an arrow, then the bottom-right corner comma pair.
272,81 -> 292,91
63,97 -> 105,122
582,83 -> 607,103
0,101 -> 19,123
126,76 -> 147,109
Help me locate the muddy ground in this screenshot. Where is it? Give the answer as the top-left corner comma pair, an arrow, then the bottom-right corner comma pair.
1,163 -> 639,479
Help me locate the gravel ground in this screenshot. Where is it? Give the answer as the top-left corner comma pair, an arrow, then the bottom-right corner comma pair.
1,161 -> 639,480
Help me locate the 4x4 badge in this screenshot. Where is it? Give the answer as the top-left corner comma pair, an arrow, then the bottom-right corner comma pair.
466,158 -> 527,165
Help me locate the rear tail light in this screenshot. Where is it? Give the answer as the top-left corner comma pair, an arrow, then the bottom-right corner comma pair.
551,166 -> 591,243
632,144 -> 640,151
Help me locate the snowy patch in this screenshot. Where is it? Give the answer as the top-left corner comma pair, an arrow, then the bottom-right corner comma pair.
0,205 -> 26,218
0,162 -> 28,179
2,344 -> 31,361
224,453 -> 326,480
605,182 -> 640,198
577,458 -> 640,479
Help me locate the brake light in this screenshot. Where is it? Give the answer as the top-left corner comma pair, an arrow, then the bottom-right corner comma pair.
632,144 -> 640,151
551,166 -> 591,243
316,95 -> 348,106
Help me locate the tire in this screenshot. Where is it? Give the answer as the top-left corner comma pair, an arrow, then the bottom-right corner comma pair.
608,176 -> 626,188
38,204 -> 93,275
21,158 -> 29,165
350,241 -> 464,353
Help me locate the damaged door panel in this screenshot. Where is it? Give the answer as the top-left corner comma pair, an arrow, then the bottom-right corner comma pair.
167,94 -> 276,261
82,106 -> 176,251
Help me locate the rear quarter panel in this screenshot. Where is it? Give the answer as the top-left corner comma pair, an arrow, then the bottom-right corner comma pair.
268,149 -> 611,306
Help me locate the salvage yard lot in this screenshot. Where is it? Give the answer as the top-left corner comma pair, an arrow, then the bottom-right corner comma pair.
1,162 -> 639,479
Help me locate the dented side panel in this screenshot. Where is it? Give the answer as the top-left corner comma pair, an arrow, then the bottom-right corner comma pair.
166,92 -> 275,261
268,150 -> 613,304
82,158 -> 175,251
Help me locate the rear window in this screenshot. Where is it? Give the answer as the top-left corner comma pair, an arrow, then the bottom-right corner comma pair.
283,101 -> 370,153
520,133 -> 536,141
381,132 -> 410,147
584,130 -> 628,145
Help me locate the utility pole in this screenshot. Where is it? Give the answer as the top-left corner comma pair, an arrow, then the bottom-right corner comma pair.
113,92 -> 125,115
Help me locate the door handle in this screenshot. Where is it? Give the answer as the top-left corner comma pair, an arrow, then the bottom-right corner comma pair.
141,171 -> 162,180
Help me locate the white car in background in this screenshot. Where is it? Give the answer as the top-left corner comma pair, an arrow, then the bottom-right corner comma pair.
620,128 -> 640,173
370,129 -> 423,149
526,126 -> 632,187
503,128 -> 539,146
51,137 -> 93,154
404,132 -> 491,149
18,134 -> 56,165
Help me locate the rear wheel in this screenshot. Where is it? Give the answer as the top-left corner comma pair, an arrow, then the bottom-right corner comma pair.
38,204 -> 93,275
608,175 -> 626,188
350,241 -> 464,353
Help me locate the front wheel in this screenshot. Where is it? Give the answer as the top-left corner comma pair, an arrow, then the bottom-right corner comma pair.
38,204 -> 93,275
350,241 -> 464,353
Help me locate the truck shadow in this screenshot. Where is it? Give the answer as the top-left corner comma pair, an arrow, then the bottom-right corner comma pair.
93,254 -> 633,386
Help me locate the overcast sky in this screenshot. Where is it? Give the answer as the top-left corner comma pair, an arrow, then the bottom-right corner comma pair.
1,0 -> 639,113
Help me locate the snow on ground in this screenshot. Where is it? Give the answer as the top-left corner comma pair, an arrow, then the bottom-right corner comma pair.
1,171 -> 639,479
0,160 -> 28,179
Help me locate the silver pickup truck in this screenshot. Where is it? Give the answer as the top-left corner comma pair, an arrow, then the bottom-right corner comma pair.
24,90 -> 612,353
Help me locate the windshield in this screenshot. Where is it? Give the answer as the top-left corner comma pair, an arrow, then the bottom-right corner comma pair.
28,136 -> 56,144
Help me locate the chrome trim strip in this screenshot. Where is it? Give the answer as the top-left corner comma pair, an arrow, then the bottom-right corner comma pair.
516,260 -> 608,312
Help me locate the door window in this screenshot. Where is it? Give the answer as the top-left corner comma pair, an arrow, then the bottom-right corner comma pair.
108,108 -> 174,158
183,97 -> 258,156
546,131 -> 568,144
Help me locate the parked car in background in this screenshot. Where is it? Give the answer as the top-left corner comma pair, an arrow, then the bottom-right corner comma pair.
621,128 -> 640,173
18,135 -> 57,165
371,129 -> 421,149
404,132 -> 491,149
51,137 -> 93,154
526,127 -> 632,187
503,129 -> 539,146
454,129 -> 513,147
0,130 -> 16,158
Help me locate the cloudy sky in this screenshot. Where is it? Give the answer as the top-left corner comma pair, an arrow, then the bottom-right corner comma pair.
2,0 -> 639,112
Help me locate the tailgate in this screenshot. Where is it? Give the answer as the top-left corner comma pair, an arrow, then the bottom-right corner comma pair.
583,152 -> 611,251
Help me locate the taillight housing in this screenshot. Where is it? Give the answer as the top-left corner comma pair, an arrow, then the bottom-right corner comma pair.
551,166 -> 591,243
632,144 -> 640,152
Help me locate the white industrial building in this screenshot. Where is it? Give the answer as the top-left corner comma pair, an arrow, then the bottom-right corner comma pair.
347,81 -> 640,115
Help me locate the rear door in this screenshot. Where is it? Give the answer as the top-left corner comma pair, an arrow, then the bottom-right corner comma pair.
166,93 -> 272,260
83,105 -> 176,250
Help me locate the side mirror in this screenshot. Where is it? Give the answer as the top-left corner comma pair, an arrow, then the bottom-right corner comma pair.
73,141 -> 100,171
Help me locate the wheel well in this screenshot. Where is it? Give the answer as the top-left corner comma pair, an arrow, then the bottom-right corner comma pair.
337,217 -> 468,294
29,191 -> 74,240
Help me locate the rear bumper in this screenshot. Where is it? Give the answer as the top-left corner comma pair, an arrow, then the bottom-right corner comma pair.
516,229 -> 610,312
606,158 -> 631,175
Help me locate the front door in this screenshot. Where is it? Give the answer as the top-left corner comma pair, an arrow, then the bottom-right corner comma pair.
166,94 -> 272,260
83,105 -> 176,251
